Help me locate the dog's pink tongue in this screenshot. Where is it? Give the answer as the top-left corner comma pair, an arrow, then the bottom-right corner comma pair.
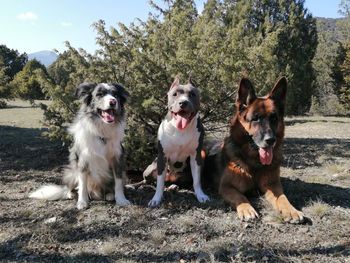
102,110 -> 115,123
175,116 -> 190,130
259,147 -> 273,165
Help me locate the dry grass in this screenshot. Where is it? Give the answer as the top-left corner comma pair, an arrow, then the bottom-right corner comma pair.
304,200 -> 332,219
150,229 -> 166,245
0,99 -> 49,128
1,101 -> 350,262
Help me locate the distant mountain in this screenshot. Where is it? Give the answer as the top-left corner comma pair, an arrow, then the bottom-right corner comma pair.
28,50 -> 58,67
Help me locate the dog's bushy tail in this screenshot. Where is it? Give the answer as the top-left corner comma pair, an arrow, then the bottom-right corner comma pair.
29,185 -> 72,200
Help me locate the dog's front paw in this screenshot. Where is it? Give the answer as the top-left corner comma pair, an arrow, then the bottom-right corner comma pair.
115,197 -> 132,206
77,200 -> 89,210
276,196 -> 304,223
280,206 -> 304,224
236,203 -> 259,221
195,190 -> 210,203
148,197 -> 161,208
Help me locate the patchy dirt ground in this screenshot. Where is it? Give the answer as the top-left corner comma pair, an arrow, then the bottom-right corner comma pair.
0,101 -> 350,263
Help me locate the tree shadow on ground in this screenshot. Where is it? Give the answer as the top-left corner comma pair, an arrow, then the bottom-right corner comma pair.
1,233 -> 349,262
285,118 -> 350,126
0,125 -> 67,172
123,174 -> 350,214
283,137 -> 350,168
282,177 -> 350,209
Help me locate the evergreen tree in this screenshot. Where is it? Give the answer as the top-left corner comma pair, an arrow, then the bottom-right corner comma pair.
43,43 -> 92,141
0,45 -> 27,105
338,0 -> 350,112
0,45 -> 27,81
41,0 -> 319,171
10,59 -> 49,101
310,20 -> 345,115
339,42 -> 350,111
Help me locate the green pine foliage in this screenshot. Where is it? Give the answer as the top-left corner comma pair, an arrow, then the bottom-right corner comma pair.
0,45 -> 28,106
310,21 -> 346,115
310,0 -> 350,115
339,41 -> 350,110
9,59 -> 49,101
41,0 -> 319,171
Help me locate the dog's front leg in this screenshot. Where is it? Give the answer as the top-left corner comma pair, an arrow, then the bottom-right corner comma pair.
259,175 -> 304,223
148,141 -> 167,207
77,170 -> 89,210
190,154 -> 209,203
112,153 -> 131,206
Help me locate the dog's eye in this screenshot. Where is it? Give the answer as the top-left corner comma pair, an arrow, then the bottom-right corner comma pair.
189,92 -> 196,98
251,115 -> 260,122
173,92 -> 177,97
96,90 -> 106,97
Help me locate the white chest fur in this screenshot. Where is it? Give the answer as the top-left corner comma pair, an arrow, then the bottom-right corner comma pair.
158,114 -> 200,163
69,116 -> 125,165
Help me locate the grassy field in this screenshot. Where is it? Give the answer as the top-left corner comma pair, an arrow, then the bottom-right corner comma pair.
0,100 -> 349,262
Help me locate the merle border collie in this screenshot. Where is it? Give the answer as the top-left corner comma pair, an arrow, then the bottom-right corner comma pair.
147,76 -> 210,207
29,83 -> 131,209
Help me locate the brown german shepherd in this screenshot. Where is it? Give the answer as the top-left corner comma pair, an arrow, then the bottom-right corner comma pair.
203,77 -> 304,223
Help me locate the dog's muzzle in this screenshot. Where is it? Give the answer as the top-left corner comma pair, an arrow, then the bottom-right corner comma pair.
98,108 -> 117,124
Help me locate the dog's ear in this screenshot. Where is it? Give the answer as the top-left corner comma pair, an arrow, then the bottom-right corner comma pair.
269,77 -> 287,104
75,83 -> 96,98
236,78 -> 256,111
187,75 -> 196,87
169,75 -> 180,90
269,77 -> 287,115
75,83 -> 96,105
113,83 -> 129,104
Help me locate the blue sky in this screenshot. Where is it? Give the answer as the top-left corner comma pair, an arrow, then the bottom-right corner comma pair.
0,0 -> 344,55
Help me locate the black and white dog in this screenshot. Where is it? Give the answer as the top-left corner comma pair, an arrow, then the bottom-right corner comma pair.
29,83 -> 131,209
148,77 -> 209,207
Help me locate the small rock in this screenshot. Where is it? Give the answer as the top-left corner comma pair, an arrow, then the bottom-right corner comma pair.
243,223 -> 251,229
44,217 -> 57,224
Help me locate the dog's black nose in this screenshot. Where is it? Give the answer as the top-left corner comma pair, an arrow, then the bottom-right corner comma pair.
265,137 -> 276,146
179,101 -> 188,108
109,99 -> 117,106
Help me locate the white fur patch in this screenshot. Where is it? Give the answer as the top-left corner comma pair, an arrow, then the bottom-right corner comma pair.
158,114 -> 200,163
29,185 -> 72,200
149,114 -> 209,206
30,94 -> 127,205
69,115 -> 125,185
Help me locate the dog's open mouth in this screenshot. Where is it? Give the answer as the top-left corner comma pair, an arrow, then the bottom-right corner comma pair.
98,109 -> 116,124
258,147 -> 273,165
172,110 -> 195,130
